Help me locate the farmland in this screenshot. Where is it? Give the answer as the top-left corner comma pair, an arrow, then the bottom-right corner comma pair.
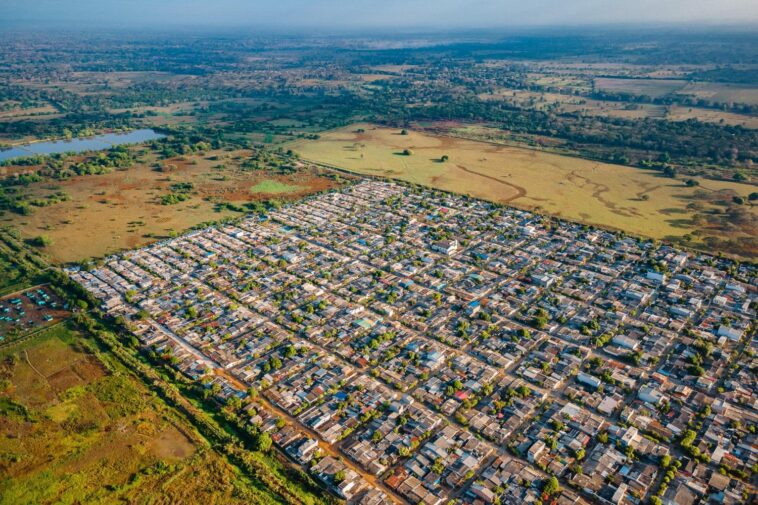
676,82 -> 758,106
0,323 -> 281,505
478,88 -> 758,128
593,78 -> 758,107
594,77 -> 689,98
291,124 -> 758,258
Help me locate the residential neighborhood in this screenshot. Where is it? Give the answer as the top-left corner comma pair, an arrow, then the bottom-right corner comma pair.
69,180 -> 756,505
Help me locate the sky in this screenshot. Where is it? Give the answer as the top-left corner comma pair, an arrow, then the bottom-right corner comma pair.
3,0 -> 758,30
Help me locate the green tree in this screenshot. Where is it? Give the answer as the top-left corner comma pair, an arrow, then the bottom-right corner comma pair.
431,458 -> 445,474
542,476 -> 561,496
29,235 -> 52,247
333,470 -> 346,483
255,431 -> 272,452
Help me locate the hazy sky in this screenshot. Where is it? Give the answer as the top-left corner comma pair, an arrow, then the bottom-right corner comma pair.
3,0 -> 758,30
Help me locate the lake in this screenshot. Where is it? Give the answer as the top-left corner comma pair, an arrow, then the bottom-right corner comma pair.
0,129 -> 165,162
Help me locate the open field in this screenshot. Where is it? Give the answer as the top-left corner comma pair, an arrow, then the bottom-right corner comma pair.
479,88 -> 758,128
664,105 -> 758,128
290,124 -> 758,258
0,257 -> 33,296
2,149 -> 340,263
0,324 -> 278,505
250,180 -> 306,194
593,78 -> 758,106
0,104 -> 60,122
594,77 -> 688,98
677,82 -> 758,106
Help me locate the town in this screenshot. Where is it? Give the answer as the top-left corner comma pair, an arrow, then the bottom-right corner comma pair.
68,180 -> 756,505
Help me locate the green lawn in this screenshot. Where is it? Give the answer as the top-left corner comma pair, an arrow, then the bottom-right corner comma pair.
250,180 -> 305,194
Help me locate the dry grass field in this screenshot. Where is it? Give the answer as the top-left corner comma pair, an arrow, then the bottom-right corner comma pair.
593,78 -> 758,106
677,82 -> 758,106
3,150 -> 340,263
479,89 -> 758,128
0,324 -> 275,505
593,77 -> 689,97
290,124 -> 757,258
0,104 -> 60,122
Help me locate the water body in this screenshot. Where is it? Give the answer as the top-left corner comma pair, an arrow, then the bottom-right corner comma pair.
0,129 -> 165,162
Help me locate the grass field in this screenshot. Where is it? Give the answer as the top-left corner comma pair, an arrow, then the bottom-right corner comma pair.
479,88 -> 758,128
290,124 -> 757,258
2,149 -> 339,263
0,323 -> 279,505
250,180 -> 306,194
677,82 -> 758,106
594,77 -> 688,98
593,78 -> 758,106
0,258 -> 32,296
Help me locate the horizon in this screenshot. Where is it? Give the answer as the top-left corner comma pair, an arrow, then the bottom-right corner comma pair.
3,0 -> 758,31
2,21 -> 758,41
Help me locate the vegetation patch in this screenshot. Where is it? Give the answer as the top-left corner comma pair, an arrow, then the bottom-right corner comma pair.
250,180 -> 306,194
0,323 -> 286,505
2,148 -> 340,263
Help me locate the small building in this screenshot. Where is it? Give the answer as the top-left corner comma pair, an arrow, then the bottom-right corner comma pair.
638,385 -> 664,405
432,240 -> 458,255
716,325 -> 742,341
612,334 -> 640,351
577,372 -> 602,390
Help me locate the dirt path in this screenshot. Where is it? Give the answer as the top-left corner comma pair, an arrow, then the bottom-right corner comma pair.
23,349 -> 47,380
454,164 -> 527,202
567,168 -> 642,218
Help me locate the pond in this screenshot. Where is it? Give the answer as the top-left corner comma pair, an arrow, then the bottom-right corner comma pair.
0,129 -> 166,162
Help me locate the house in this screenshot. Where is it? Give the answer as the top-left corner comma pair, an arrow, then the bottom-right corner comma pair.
532,274 -> 556,288
716,325 -> 742,341
432,240 -> 458,255
638,385 -> 665,405
612,334 -> 639,351
577,372 -> 602,390
661,479 -> 699,505
646,271 -> 666,285
296,437 -> 319,460
528,440 -> 546,463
